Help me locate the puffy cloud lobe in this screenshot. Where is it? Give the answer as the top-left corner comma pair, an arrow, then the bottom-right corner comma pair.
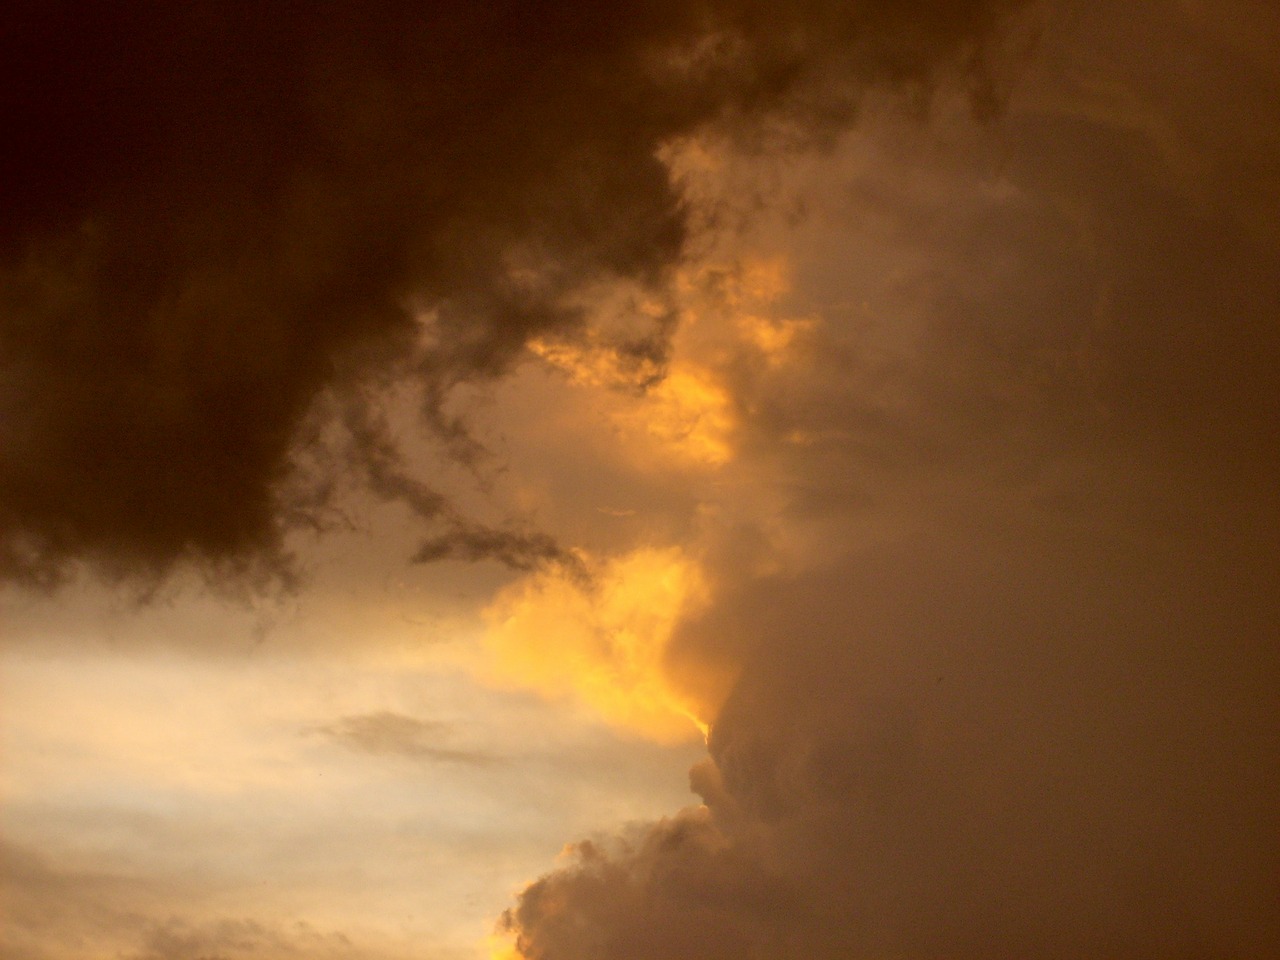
505,515 -> 1280,959
0,0 -> 1025,586
502,809 -> 791,960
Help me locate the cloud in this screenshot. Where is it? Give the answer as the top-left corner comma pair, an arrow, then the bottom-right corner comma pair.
318,710 -> 496,765
0,647 -> 708,960
126,918 -> 379,960
0,840 -> 395,960
471,546 -> 740,744
412,526 -> 584,575
0,0 -> 1029,587
503,513 -> 1280,958
0,840 -> 148,960
496,2 -> 1280,956
11,1 -> 1275,957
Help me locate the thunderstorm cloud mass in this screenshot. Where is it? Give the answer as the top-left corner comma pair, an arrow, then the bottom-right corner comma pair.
2,2 -> 1277,959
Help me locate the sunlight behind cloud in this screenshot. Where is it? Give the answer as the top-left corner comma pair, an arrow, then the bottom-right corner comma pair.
528,339 -> 737,469
477,548 -> 720,743
486,930 -> 526,960
628,367 -> 735,467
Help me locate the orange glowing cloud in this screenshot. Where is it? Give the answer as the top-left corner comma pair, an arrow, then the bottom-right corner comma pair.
690,256 -> 816,366
528,338 -> 737,469
628,366 -> 735,467
526,259 -> 818,472
486,930 -> 526,960
477,547 -> 727,743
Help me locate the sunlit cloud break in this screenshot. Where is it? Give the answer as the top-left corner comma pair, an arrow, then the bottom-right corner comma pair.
477,547 -> 728,743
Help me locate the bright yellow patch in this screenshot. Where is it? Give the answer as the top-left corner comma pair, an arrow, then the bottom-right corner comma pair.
479,547 -> 717,743
625,367 -> 734,467
528,338 -> 736,469
486,931 -> 526,960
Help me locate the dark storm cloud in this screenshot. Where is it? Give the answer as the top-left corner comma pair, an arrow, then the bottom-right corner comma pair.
500,1 -> 1280,956
505,518 -> 1280,959
0,0 -> 1026,586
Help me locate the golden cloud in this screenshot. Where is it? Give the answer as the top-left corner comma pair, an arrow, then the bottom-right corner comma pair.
477,547 -> 727,743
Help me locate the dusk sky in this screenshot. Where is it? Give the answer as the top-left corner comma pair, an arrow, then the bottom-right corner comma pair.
2,2 -> 1278,958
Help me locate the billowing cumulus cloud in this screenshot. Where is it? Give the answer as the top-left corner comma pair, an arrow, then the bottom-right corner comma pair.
0,0 -> 1026,586
503,519 -> 1279,957
498,1 -> 1280,956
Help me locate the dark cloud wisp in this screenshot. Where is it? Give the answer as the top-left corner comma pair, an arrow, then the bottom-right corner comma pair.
318,710 -> 496,765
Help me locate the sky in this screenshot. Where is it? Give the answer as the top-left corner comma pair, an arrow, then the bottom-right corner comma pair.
2,2 -> 1278,958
